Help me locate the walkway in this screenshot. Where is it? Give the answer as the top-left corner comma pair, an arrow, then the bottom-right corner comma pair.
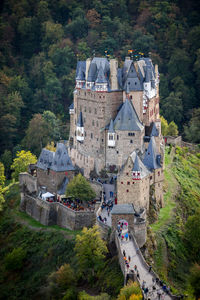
118,233 -> 173,300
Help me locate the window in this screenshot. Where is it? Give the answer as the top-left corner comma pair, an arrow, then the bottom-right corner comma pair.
91,133 -> 93,139
128,132 -> 135,136
150,176 -> 152,180
75,108 -> 76,113
117,151 -> 119,154
130,140 -> 133,143
89,107 -> 91,113
158,171 -> 160,176
84,107 -> 86,112
92,120 -> 94,126
109,135 -> 113,140
85,131 -> 86,136
95,108 -> 97,114
96,121 -> 98,127
127,181 -> 130,185
75,131 -> 76,136
75,119 -> 76,125
133,172 -> 135,176
117,135 -> 119,140
102,139 -> 104,142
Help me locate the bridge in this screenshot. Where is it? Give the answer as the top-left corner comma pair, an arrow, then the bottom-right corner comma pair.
96,183 -> 179,300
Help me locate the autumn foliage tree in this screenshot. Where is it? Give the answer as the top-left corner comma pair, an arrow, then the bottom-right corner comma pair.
11,150 -> 37,181
75,225 -> 108,282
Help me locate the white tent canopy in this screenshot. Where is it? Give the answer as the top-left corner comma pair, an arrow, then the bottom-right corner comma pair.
42,192 -> 55,200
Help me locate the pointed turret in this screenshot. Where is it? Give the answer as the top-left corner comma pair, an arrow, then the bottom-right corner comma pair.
132,154 -> 141,180
95,63 -> 108,91
143,137 -> 160,170
108,119 -> 114,132
114,99 -> 144,131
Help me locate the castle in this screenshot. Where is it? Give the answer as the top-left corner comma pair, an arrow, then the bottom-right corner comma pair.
68,56 -> 164,212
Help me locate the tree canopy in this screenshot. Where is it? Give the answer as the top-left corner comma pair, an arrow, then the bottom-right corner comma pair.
66,173 -> 96,202
11,150 -> 37,181
75,225 -> 108,282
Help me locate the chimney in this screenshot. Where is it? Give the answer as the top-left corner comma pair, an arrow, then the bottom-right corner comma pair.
85,58 -> 91,81
110,59 -> 118,90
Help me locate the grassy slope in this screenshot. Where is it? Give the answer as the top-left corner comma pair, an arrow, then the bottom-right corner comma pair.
149,146 -> 200,294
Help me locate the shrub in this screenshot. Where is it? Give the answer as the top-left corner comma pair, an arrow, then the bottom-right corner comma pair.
4,247 -> 27,271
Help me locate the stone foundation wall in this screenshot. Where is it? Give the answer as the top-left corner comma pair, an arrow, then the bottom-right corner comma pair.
20,194 -> 96,230
133,220 -> 146,248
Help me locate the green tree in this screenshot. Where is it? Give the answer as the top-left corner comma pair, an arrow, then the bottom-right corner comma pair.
0,162 -> 5,187
23,113 -> 50,155
66,173 -> 96,202
4,247 -> 27,271
161,92 -> 183,127
78,291 -> 110,300
0,186 -> 5,211
0,150 -> 12,178
167,121 -> 178,136
184,108 -> 200,143
42,110 -> 61,141
160,116 -> 168,136
117,281 -> 142,300
11,150 -> 37,181
188,264 -> 200,300
42,21 -> 64,50
184,211 -> 200,262
75,225 -> 108,282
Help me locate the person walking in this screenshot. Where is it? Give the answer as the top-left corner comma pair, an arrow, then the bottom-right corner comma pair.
123,250 -> 126,257
149,265 -> 152,272
128,255 -> 131,263
134,265 -> 137,272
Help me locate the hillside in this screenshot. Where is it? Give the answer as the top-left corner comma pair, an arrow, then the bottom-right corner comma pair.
0,0 -> 200,160
146,146 -> 200,296
0,184 -> 124,300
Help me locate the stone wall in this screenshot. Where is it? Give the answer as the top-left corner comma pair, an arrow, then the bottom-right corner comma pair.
20,194 -> 96,230
106,129 -> 145,168
133,218 -> 146,248
37,169 -> 75,194
19,172 -> 37,194
164,135 -> 182,147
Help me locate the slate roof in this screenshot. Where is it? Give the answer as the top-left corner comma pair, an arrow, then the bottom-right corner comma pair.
76,61 -> 86,79
95,63 -> 107,83
130,151 -> 150,178
143,137 -> 160,170
57,177 -> 69,195
37,143 -> 75,172
111,204 -> 135,215
113,99 -> 144,131
123,61 -> 143,91
69,102 -> 74,110
150,123 -> 159,137
77,112 -> 83,127
87,63 -> 97,82
108,119 -> 115,132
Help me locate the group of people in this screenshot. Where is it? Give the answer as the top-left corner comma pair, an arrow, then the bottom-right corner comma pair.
56,197 -> 96,211
117,221 -> 129,242
123,247 -> 171,300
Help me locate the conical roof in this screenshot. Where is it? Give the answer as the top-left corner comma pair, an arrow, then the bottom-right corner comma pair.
113,99 -> 144,131
87,63 -> 97,82
143,137 -> 160,170
132,154 -> 140,172
150,123 -> 159,137
108,119 -> 115,133
76,66 -> 85,80
77,112 -> 83,127
95,63 -> 107,83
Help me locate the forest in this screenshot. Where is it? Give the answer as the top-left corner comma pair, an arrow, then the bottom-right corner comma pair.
0,0 -> 200,161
